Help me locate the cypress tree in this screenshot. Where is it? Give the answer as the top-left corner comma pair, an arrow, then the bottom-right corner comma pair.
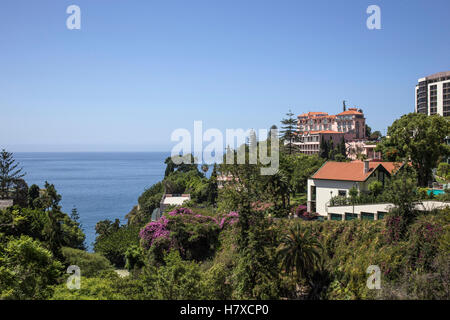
328,138 -> 335,160
320,136 -> 329,159
339,137 -> 347,158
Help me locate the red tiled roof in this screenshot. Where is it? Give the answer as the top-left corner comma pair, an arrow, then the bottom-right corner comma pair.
311,161 -> 402,182
367,161 -> 402,174
337,108 -> 363,116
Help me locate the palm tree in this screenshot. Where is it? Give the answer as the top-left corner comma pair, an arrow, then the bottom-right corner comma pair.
278,224 -> 323,283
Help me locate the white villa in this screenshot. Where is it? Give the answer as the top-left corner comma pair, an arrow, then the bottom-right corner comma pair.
307,160 -> 450,220
160,194 -> 191,212
307,160 -> 402,219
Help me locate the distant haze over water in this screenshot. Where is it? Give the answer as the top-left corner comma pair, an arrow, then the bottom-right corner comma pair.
14,152 -> 169,250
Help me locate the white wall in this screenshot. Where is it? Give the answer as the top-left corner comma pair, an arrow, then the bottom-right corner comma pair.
0,200 -> 13,210
308,179 -> 361,216
327,201 -> 449,219
327,203 -> 394,216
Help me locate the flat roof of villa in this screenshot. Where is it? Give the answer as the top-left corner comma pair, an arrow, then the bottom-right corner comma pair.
161,194 -> 191,205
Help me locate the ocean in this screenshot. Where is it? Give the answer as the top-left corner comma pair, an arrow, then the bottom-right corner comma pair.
14,152 -> 169,250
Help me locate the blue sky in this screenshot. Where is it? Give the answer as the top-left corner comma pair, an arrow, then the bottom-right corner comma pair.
1,0 -> 449,152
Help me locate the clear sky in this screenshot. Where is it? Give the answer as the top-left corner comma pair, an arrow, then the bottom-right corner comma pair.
1,0 -> 449,152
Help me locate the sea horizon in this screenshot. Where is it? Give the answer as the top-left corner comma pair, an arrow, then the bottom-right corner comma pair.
13,151 -> 171,250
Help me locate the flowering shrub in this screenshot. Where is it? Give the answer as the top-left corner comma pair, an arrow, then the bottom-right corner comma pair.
219,211 -> 239,229
300,211 -> 318,221
167,207 -> 194,216
139,216 -> 170,249
139,207 -> 239,263
406,220 -> 444,271
382,214 -> 406,244
295,205 -> 307,216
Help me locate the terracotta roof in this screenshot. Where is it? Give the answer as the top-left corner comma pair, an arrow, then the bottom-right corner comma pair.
311,161 -> 402,182
367,161 -> 403,175
337,108 -> 363,116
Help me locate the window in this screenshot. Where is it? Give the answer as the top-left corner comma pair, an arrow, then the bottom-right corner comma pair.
361,212 -> 374,220
330,213 -> 342,221
338,190 -> 346,197
430,84 -> 438,114
377,212 -> 386,220
311,186 -> 316,201
345,213 -> 358,220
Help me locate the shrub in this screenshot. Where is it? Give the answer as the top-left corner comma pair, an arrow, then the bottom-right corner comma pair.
141,250 -> 206,299
383,213 -> 407,244
50,273 -> 144,300
0,236 -> 63,299
406,218 -> 444,271
61,247 -> 113,278
295,205 -> 307,216
202,262 -> 233,299
94,225 -> 141,268
124,245 -> 145,271
368,180 -> 383,197
139,207 -> 234,263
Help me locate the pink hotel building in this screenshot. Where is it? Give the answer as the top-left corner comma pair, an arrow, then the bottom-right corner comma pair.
294,108 -> 366,155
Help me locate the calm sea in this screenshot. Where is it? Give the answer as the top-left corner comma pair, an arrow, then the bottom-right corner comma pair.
14,152 -> 169,250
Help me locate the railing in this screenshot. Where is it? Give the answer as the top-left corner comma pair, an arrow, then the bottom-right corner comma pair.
329,194 -> 386,207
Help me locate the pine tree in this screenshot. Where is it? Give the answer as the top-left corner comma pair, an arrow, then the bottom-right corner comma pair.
280,110 -> 298,155
71,206 -> 80,222
0,149 -> 25,199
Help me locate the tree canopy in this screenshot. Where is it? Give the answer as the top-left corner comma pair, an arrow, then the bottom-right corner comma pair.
376,113 -> 450,186
0,149 -> 25,199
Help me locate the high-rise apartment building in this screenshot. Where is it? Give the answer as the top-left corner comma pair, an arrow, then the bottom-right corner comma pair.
415,71 -> 450,116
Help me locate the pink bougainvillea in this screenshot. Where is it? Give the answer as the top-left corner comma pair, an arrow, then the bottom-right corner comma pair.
139,215 -> 170,249
167,207 -> 193,216
139,207 -> 239,250
219,211 -> 239,229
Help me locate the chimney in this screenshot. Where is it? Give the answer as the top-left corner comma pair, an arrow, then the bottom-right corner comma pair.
363,160 -> 370,174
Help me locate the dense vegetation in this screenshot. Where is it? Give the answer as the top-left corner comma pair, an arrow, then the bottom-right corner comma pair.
1,112 -> 449,300
376,113 -> 450,186
49,205 -> 450,300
